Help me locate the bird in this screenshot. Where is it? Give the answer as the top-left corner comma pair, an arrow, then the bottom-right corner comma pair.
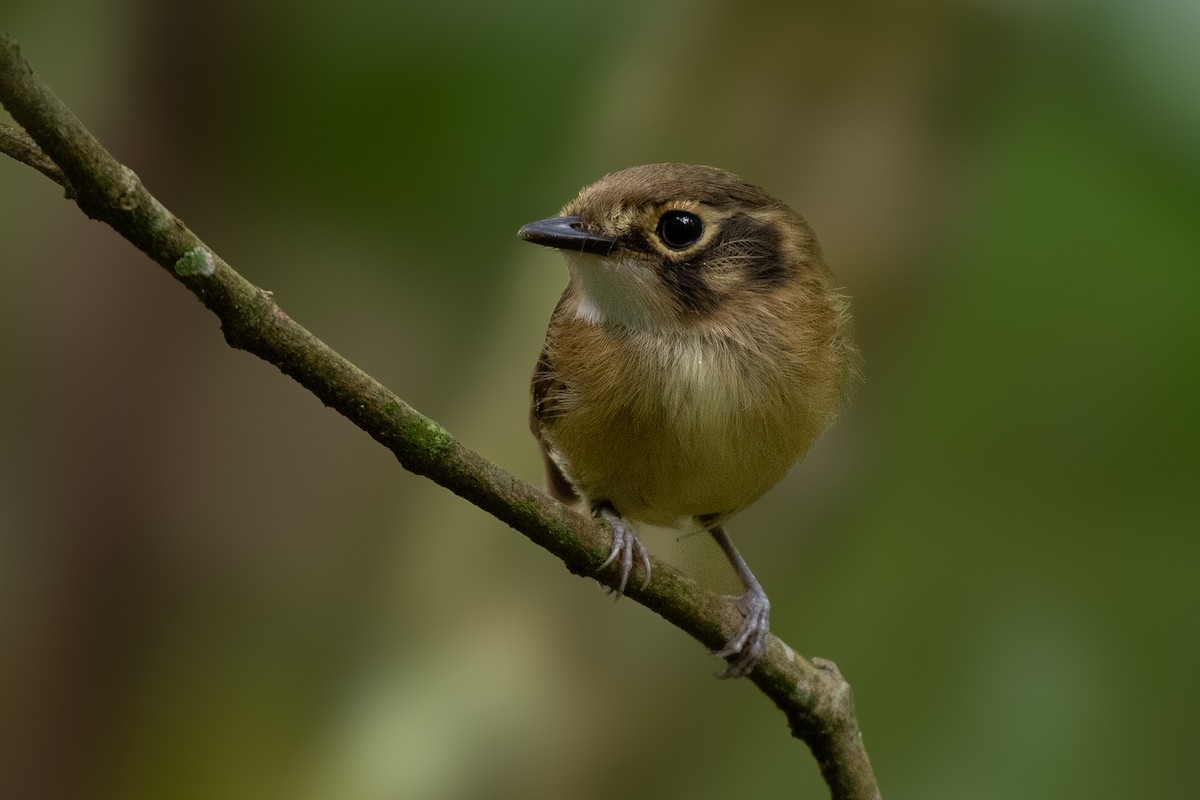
517,163 -> 861,678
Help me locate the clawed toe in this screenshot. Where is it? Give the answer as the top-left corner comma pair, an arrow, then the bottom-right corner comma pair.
596,507 -> 651,598
714,587 -> 771,679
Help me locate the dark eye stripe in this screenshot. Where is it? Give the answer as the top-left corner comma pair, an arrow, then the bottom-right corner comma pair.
709,213 -> 791,287
655,212 -> 795,315
660,263 -> 719,314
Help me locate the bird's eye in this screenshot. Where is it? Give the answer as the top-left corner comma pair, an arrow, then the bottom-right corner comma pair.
656,210 -> 704,250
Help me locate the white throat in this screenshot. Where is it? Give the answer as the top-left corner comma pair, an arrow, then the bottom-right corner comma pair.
563,252 -> 670,331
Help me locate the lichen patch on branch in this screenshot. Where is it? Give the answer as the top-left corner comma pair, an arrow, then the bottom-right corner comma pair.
174,245 -> 215,277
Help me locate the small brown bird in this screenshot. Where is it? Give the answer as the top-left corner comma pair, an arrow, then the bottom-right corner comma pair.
518,164 -> 860,677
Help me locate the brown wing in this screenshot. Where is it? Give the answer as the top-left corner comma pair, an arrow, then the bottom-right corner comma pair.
531,294 -> 580,506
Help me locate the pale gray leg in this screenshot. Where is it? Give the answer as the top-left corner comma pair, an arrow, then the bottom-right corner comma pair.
596,505 -> 651,598
710,526 -> 770,678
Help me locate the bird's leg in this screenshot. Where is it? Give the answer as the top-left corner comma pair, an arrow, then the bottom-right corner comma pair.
709,525 -> 771,678
594,503 -> 651,598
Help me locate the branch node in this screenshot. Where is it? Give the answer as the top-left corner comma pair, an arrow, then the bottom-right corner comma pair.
116,163 -> 141,212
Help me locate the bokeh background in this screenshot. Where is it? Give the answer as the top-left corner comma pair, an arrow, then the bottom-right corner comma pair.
2,1 -> 1198,798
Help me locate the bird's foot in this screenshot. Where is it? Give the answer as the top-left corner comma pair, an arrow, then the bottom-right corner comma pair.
714,584 -> 771,679
596,506 -> 651,598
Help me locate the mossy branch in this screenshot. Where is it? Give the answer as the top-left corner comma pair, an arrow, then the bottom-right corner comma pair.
0,32 -> 879,800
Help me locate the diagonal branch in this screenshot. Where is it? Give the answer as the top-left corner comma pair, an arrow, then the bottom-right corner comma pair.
0,33 -> 879,800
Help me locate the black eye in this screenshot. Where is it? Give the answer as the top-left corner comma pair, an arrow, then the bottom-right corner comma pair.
656,210 -> 704,250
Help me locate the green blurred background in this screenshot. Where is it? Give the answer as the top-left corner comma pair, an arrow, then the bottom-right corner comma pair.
2,1 -> 1198,798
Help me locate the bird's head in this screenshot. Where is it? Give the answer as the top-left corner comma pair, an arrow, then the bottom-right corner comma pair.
518,163 -> 829,334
